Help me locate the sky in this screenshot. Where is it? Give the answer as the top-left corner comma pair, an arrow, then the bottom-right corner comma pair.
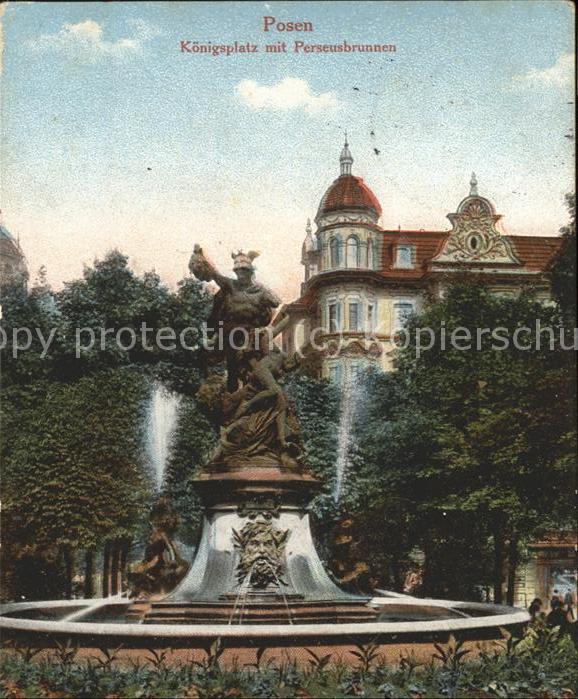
1,1 -> 575,302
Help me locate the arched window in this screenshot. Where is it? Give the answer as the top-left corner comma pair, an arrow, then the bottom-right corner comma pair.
329,237 -> 341,268
346,235 -> 360,268
367,238 -> 375,269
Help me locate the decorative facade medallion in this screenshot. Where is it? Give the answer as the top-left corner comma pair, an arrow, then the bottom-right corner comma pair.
341,340 -> 368,358
321,338 -> 382,359
232,514 -> 289,589
367,342 -> 383,358
432,195 -> 520,266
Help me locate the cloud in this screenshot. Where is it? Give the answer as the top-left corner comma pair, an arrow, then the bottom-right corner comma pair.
511,52 -> 574,89
236,77 -> 338,113
29,19 -> 159,62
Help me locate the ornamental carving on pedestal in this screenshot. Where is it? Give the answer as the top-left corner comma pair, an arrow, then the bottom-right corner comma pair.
432,196 -> 520,266
232,514 -> 289,589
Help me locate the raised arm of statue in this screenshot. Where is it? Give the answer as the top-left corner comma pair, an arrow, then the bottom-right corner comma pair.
189,245 -> 233,290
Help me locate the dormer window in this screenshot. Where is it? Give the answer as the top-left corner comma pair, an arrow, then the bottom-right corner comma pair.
395,244 -> 414,269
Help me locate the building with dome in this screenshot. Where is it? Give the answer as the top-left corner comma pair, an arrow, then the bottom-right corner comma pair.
282,140 -> 563,381
0,223 -> 28,291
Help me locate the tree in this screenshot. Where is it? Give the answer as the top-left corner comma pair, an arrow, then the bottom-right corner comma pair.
0,251 -> 210,599
387,282 -> 576,602
551,193 -> 576,326
0,271 -> 62,387
1,370 -> 151,599
162,396 -> 217,545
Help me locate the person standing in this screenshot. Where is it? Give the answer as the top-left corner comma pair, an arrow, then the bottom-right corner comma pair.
528,597 -> 543,621
550,588 -> 561,609
546,599 -> 569,631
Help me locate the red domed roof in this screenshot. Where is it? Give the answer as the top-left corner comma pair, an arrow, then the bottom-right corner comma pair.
318,175 -> 382,217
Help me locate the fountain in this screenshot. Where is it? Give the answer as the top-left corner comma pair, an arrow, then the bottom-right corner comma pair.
0,245 -> 529,663
146,382 -> 180,491
333,364 -> 364,503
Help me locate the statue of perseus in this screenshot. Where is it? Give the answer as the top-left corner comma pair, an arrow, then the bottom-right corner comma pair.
189,245 -> 299,467
126,247 -> 376,621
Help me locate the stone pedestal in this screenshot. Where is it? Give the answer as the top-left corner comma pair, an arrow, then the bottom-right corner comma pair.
142,461 -> 376,624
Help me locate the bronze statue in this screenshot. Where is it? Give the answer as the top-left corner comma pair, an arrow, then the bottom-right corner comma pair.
189,245 -> 282,392
189,246 -> 300,468
128,498 -> 190,599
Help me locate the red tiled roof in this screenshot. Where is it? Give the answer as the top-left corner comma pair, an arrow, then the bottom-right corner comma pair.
507,235 -> 564,271
381,230 -> 446,278
319,175 -> 382,216
378,231 -> 562,276
287,233 -> 563,313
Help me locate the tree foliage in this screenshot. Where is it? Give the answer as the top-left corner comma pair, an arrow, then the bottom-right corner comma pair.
352,281 -> 576,600
0,251 -> 210,599
551,192 -> 576,326
162,396 -> 217,545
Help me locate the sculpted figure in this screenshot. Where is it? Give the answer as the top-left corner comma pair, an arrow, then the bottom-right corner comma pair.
189,245 -> 281,392
232,514 -> 289,589
128,498 -> 190,599
196,347 -> 302,468
190,245 -> 300,466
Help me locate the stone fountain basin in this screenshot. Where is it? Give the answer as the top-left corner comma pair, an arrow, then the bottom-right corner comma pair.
0,595 -> 529,652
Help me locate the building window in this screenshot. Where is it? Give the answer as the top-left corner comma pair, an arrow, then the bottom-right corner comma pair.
395,245 -> 414,269
367,302 -> 376,331
367,238 -> 375,269
346,236 -> 360,268
393,301 -> 415,332
348,301 -> 361,332
329,237 -> 341,268
349,361 -> 365,381
329,362 -> 342,384
328,301 -> 342,333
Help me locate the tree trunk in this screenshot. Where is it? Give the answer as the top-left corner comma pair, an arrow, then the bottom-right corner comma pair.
506,536 -> 519,607
84,549 -> 95,599
119,542 -> 129,594
492,529 -> 505,605
63,545 -> 74,600
102,542 -> 111,597
110,543 -> 120,596
392,557 -> 405,593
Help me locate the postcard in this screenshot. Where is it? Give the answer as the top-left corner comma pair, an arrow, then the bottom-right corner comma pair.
1,2 -> 576,697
